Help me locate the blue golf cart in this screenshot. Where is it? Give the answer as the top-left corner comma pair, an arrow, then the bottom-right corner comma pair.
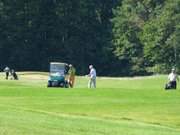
47,62 -> 69,87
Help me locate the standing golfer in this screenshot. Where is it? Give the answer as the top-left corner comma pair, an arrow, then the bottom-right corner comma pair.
88,65 -> 96,88
167,68 -> 179,89
4,66 -> 10,80
68,64 -> 76,88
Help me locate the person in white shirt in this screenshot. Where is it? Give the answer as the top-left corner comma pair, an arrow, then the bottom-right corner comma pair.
4,66 -> 10,80
88,65 -> 96,88
167,68 -> 179,89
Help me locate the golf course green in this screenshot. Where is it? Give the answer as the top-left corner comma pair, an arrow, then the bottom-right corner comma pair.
0,72 -> 180,135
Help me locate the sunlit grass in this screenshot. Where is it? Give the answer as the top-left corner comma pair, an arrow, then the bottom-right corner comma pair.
0,72 -> 180,135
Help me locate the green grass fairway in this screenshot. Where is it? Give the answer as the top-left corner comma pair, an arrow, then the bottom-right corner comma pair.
0,72 -> 180,135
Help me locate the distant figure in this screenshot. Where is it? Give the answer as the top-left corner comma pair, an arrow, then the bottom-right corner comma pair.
4,66 -> 10,80
68,64 -> 76,88
11,69 -> 18,80
165,68 -> 179,89
88,65 -> 96,88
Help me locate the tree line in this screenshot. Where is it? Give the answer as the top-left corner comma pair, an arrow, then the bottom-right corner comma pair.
0,0 -> 179,76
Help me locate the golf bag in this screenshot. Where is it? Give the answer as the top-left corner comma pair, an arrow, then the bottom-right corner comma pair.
13,72 -> 18,80
11,70 -> 18,80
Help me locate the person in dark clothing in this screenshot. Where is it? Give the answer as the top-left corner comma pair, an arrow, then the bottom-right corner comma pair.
11,69 -> 18,80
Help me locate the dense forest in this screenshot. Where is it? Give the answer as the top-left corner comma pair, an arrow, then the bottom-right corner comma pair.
0,0 -> 179,76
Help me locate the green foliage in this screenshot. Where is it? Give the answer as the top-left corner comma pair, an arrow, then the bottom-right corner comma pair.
112,0 -> 151,75
0,0 -> 180,75
112,0 -> 180,74
140,0 -> 180,72
0,0 -> 119,75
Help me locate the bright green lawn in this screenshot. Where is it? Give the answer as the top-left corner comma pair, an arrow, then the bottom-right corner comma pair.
0,72 -> 180,135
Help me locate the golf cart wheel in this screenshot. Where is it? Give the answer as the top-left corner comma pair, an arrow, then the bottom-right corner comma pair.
64,81 -> 69,88
47,81 -> 52,87
58,82 -> 65,87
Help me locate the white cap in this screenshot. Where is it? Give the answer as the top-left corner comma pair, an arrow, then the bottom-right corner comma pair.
89,65 -> 93,69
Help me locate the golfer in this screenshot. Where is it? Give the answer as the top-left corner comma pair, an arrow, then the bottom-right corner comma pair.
88,65 -> 96,88
168,68 -> 179,89
4,66 -> 10,80
68,64 -> 76,88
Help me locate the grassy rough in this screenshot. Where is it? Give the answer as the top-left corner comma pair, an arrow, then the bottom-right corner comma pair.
0,72 -> 180,135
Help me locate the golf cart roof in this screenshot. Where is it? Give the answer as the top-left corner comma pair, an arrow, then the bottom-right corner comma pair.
50,62 -> 68,74
50,62 -> 67,65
